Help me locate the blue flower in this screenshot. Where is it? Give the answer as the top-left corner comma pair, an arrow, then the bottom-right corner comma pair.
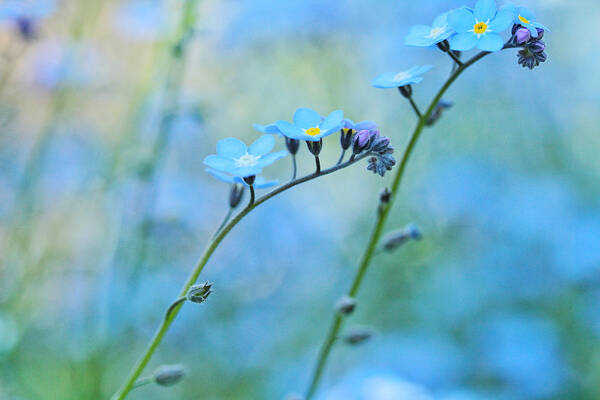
502,4 -> 548,38
206,169 -> 278,189
0,0 -> 55,20
372,65 -> 432,89
405,12 -> 455,47
252,123 -> 282,136
448,0 -> 513,52
203,135 -> 287,179
275,107 -> 343,142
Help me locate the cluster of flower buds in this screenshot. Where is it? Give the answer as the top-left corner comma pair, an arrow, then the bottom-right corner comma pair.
351,126 -> 396,177
510,25 -> 547,70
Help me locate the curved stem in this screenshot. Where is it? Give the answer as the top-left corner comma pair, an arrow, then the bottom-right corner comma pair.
111,152 -> 372,400
407,96 -> 422,119
213,207 -> 234,239
304,50 -> 491,400
336,149 -> 346,165
291,154 -> 297,180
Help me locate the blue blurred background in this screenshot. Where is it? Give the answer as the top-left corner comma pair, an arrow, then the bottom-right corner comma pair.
0,0 -> 598,399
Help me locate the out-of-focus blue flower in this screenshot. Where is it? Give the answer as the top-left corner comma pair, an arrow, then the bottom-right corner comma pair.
276,107 -> 343,142
502,4 -> 548,38
0,0 -> 55,20
372,65 -> 432,89
253,123 -> 283,136
448,0 -> 513,52
405,13 -> 455,47
204,135 -> 287,178
113,0 -> 170,40
206,169 -> 278,189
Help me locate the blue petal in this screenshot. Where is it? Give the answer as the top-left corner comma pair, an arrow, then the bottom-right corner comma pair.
276,120 -> 305,139
517,6 -> 535,22
449,32 -> 478,51
372,72 -> 398,89
233,166 -> 263,178
474,0 -> 497,22
413,65 -> 433,76
206,168 -> 236,184
477,33 -> 504,52
433,12 -> 449,28
405,25 -> 435,47
500,3 -> 517,17
216,137 -> 246,158
354,120 -> 378,131
319,110 -> 343,132
527,24 -> 538,38
531,21 -> 549,32
293,107 -> 321,129
204,155 -> 237,172
448,7 -> 476,33
489,9 -> 513,32
248,135 -> 275,156
253,176 -> 278,189
257,150 -> 288,167
253,123 -> 282,135
341,118 -> 355,129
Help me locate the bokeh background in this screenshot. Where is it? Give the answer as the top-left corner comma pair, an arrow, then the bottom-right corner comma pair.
0,0 -> 598,399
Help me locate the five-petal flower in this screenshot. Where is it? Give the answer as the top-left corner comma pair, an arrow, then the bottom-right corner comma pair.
204,135 -> 287,179
405,12 -> 455,47
276,107 -> 343,142
372,65 -> 432,89
206,169 -> 278,189
448,0 -> 513,52
502,4 -> 548,38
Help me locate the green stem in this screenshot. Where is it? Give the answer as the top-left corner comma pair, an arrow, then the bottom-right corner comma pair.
111,153 -> 372,400
407,96 -> 422,119
304,50 -> 491,400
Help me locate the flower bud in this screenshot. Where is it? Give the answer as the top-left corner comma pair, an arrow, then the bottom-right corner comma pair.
515,28 -> 531,44
243,175 -> 256,186
371,137 -> 391,153
305,139 -> 323,156
285,137 -> 300,155
229,184 -> 245,209
380,188 -> 391,204
398,85 -> 413,98
353,129 -> 379,154
187,281 -> 213,304
343,328 -> 373,345
153,364 -> 187,386
381,223 -> 422,252
340,129 -> 354,150
335,296 -> 357,315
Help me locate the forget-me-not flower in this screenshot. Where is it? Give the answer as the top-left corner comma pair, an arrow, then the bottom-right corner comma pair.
276,107 -> 343,142
405,12 -> 455,47
372,65 -> 432,89
204,135 -> 287,179
206,169 -> 278,189
502,4 -> 548,38
448,0 -> 513,52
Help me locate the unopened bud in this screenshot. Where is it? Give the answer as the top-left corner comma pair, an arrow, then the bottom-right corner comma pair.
381,223 -> 422,252
285,137 -> 300,155
229,184 -> 245,208
305,139 -> 323,156
335,296 -> 357,315
398,85 -> 412,98
153,364 -> 187,386
343,327 -> 373,345
340,129 -> 354,150
380,188 -> 391,204
187,281 -> 213,304
515,27 -> 531,44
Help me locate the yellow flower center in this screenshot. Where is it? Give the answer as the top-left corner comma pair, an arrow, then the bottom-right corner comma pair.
342,128 -> 351,134
518,15 -> 530,24
305,127 -> 321,136
473,21 -> 488,34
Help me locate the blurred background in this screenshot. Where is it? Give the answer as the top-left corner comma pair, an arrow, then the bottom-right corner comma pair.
0,0 -> 598,399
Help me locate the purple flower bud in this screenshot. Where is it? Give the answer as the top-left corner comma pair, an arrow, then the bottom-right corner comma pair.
536,28 -> 545,40
354,130 -> 371,148
515,28 -> 531,44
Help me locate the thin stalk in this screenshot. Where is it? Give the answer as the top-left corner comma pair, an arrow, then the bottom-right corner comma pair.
291,155 -> 297,180
447,50 -> 463,66
336,149 -> 346,165
304,50 -> 491,400
112,152 -> 373,400
249,185 -> 255,205
131,377 -> 153,389
213,207 -> 234,239
315,156 -> 321,173
407,96 -> 422,119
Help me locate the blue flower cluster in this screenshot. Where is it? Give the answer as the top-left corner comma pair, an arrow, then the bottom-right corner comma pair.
374,0 -> 549,90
